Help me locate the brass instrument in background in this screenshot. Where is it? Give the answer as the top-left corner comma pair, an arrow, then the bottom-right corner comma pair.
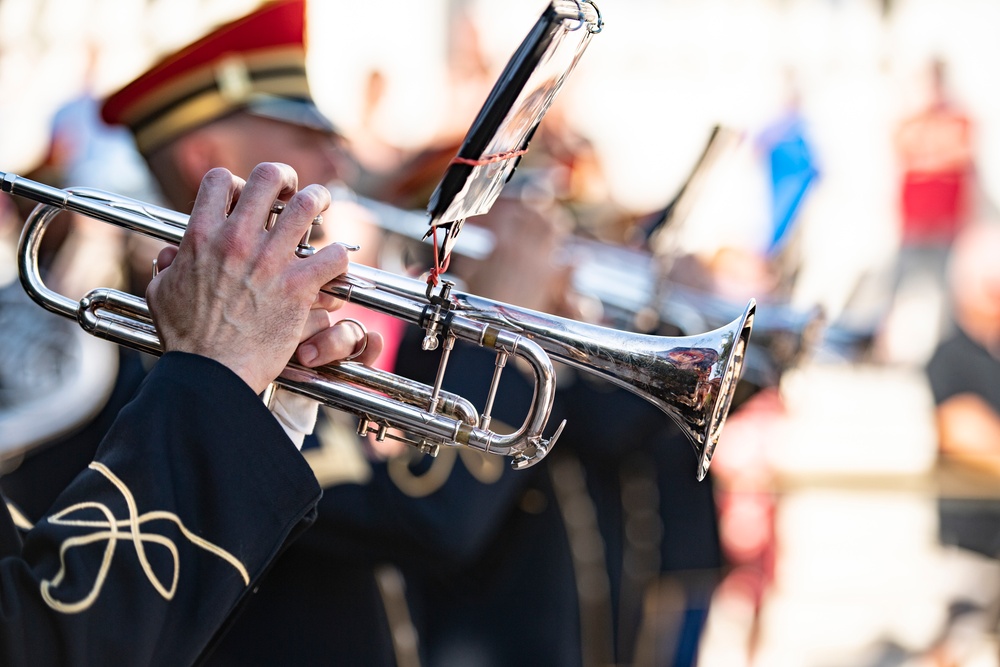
340,187 -> 821,386
563,234 -> 825,384
341,114 -> 824,388
3,172 -> 753,480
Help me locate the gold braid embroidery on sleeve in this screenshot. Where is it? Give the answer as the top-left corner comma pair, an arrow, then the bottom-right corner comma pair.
40,461 -> 250,614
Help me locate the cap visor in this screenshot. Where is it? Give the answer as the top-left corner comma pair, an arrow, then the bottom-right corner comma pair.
245,96 -> 339,136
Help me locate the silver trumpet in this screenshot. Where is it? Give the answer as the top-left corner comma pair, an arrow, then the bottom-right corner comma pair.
3,172 -> 754,479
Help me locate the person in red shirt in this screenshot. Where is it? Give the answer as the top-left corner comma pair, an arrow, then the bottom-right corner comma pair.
895,57 -> 975,247
885,56 -> 977,364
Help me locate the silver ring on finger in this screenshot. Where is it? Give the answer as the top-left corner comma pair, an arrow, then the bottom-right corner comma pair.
337,318 -> 369,361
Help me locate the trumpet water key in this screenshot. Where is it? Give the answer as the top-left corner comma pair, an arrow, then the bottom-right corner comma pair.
4,172 -> 754,479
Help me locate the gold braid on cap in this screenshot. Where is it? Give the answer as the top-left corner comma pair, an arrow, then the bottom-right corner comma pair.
124,47 -> 309,153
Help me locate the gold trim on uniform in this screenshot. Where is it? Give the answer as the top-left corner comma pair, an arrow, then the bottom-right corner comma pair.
40,461 -> 250,614
388,446 -> 506,498
5,502 -> 34,531
303,408 -> 373,488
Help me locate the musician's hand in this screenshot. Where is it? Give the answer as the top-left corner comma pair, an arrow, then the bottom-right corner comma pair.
461,197 -> 574,315
147,162 -> 357,394
296,305 -> 385,368
263,309 -> 385,450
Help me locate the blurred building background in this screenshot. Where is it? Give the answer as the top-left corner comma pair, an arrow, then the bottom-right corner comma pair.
2,0 -> 1000,665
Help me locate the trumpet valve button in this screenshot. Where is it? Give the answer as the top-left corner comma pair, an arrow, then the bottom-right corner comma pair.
293,215 -> 323,257
418,442 -> 440,457
295,244 -> 316,258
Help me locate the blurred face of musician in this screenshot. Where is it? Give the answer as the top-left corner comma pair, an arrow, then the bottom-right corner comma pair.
206,113 -> 346,191
130,114 -> 351,294
166,112 -> 347,209
168,112 -> 358,246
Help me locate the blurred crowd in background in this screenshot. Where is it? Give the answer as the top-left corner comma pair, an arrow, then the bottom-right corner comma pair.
2,0 -> 1000,665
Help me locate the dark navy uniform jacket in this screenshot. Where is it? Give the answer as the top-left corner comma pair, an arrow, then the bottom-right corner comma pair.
5,332 -> 721,667
0,352 -> 322,666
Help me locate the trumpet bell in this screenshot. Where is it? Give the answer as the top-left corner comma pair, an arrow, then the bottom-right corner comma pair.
641,300 -> 754,480
422,285 -> 756,481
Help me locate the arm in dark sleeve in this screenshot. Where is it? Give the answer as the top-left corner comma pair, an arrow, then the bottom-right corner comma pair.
0,352 -> 322,667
